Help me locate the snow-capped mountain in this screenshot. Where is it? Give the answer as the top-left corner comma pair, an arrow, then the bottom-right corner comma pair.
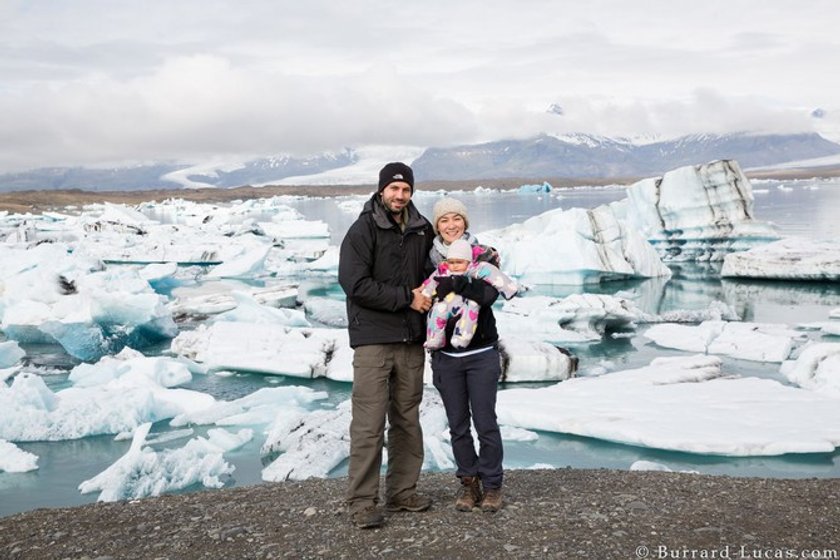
411,132 -> 840,180
1,132 -> 839,192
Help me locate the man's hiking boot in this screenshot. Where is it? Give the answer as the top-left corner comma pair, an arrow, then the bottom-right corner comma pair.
385,493 -> 432,512
454,476 -> 483,511
480,487 -> 503,513
351,505 -> 385,529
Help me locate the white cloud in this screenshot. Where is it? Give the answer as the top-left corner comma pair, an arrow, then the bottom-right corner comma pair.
0,0 -> 838,171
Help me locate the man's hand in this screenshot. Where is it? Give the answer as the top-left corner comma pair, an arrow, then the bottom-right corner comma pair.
410,287 -> 432,312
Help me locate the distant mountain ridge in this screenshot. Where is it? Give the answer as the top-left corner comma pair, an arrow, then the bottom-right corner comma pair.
411,132 -> 840,180
1,132 -> 838,192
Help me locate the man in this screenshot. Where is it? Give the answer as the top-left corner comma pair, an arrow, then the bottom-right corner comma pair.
338,162 -> 435,529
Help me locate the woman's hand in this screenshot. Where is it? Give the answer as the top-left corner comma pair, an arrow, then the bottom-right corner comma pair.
434,276 -> 469,295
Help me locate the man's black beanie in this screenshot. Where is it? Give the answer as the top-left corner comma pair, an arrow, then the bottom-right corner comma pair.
378,162 -> 415,193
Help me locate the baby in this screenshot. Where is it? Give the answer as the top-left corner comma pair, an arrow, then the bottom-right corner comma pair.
421,239 -> 518,350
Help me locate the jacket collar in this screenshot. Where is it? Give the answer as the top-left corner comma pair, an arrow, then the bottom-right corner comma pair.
364,192 -> 427,232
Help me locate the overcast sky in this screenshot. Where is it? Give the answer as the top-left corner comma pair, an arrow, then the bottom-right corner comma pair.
1,0 -> 838,171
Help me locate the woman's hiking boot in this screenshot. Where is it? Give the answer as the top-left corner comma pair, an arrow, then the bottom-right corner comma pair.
454,476 -> 483,511
480,487 -> 503,513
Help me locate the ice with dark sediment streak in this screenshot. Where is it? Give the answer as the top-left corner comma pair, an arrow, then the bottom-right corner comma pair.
613,159 -> 779,262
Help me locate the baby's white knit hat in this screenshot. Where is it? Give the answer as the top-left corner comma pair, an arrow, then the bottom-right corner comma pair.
446,239 -> 473,261
432,197 -> 470,233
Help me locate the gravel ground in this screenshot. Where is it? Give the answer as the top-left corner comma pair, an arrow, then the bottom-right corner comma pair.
1,469 -> 839,559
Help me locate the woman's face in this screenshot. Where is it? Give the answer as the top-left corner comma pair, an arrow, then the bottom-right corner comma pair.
437,212 -> 466,244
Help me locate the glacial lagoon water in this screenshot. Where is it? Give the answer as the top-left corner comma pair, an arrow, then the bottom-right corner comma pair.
2,177 -> 840,517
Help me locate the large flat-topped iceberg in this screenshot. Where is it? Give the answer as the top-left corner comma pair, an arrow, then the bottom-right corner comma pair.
642,320 -> 805,362
721,237 -> 840,280
478,204 -> 671,285
616,160 -> 778,261
497,355 -> 840,456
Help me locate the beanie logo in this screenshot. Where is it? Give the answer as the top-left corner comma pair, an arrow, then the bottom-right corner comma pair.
393,174 -> 404,180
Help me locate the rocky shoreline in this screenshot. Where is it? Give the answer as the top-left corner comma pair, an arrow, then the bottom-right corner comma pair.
1,469 -> 838,559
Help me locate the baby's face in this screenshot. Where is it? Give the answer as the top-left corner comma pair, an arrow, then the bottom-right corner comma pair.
446,258 -> 470,273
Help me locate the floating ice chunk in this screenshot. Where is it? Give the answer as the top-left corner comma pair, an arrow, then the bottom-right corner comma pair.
643,320 -> 803,362
0,340 -> 25,368
629,461 -> 698,474
79,423 -> 247,502
302,297 -> 347,328
138,262 -> 178,283
336,198 -> 365,215
213,291 -> 309,326
831,309 -> 840,319
259,219 -> 330,239
629,461 -> 673,472
721,237 -> 840,280
798,321 -> 840,336
68,351 -> 194,389
0,370 -> 215,442
517,181 -> 552,193
170,386 -> 327,427
169,282 -> 298,318
206,244 -> 272,279
0,439 -> 39,472
171,322 -> 345,379
500,426 -> 539,442
497,338 -> 576,382
497,354 -> 840,456
780,343 -> 840,398
479,205 -> 670,285
144,428 -> 195,446
619,160 -> 779,262
1,262 -> 177,361
498,294 -> 655,343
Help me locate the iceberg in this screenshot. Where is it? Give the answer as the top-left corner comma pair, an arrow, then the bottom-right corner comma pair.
479,204 -> 671,285
0,252 -> 177,361
170,385 -> 328,427
497,294 -> 656,343
721,237 -> 840,280
0,439 -> 38,472
171,322 -> 342,379
496,355 -> 840,456
78,422 -> 250,502
0,367 -> 215,442
780,343 -> 840,398
642,320 -> 805,362
0,340 -> 25,368
617,160 -> 779,261
497,338 -> 577,382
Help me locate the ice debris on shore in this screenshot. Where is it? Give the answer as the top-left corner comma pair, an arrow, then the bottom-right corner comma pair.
79,422 -> 252,502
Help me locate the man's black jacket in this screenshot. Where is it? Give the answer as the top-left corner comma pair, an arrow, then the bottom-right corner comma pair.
338,193 -> 434,348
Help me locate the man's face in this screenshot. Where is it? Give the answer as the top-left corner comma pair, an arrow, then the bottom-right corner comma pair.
380,182 -> 412,214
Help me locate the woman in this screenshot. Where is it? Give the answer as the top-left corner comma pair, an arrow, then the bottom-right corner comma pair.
427,196 -> 508,513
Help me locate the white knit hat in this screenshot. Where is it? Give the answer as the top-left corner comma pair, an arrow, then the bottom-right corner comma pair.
446,239 -> 473,261
432,197 -> 470,234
